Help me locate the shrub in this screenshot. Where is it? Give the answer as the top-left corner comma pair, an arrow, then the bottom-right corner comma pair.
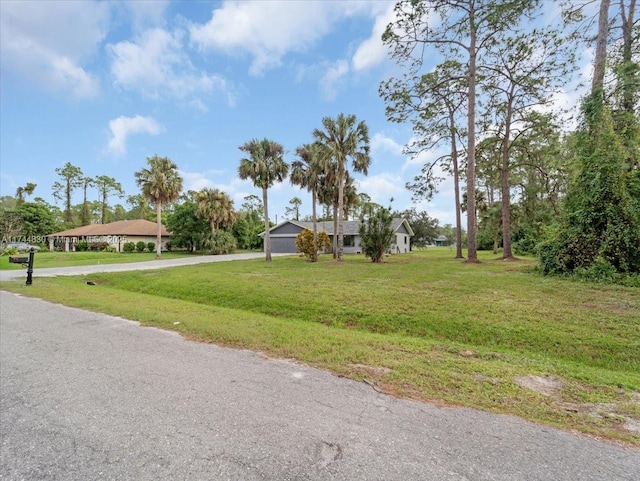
76,240 -> 89,252
359,206 -> 394,263
105,246 -> 117,253
136,241 -> 146,253
147,242 -> 155,253
89,241 -> 109,251
205,230 -> 237,255
165,241 -> 172,252
123,242 -> 136,253
1,247 -> 18,256
295,229 -> 331,261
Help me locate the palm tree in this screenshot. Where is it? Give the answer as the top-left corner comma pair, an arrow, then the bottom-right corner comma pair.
313,113 -> 371,261
135,155 -> 183,258
317,169 -> 357,258
197,188 -> 236,243
238,138 -> 289,262
291,143 -> 326,262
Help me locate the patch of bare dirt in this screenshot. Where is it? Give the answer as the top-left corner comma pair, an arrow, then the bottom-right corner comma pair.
348,364 -> 392,377
514,375 -> 565,396
515,376 -> 640,440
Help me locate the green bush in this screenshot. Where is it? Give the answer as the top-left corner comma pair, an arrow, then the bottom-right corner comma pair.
89,241 -> 109,251
105,246 -> 117,253
359,206 -> 394,263
205,230 -> 237,255
147,242 -> 155,253
1,247 -> 18,256
136,241 -> 146,253
513,233 -> 540,256
76,240 -> 89,252
295,229 -> 331,261
123,242 -> 136,253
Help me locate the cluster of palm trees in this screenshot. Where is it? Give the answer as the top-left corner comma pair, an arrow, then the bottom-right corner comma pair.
240,113 -> 371,262
135,113 -> 371,262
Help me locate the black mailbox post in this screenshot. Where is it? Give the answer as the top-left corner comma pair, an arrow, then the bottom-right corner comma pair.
8,248 -> 35,285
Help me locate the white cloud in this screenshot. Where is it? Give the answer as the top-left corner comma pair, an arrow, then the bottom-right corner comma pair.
320,60 -> 349,101
181,172 -> 248,204
0,0 -> 108,98
189,1 -> 386,76
190,1 -> 336,76
352,2 -> 395,71
355,173 -> 405,206
107,115 -> 162,156
108,28 -> 232,107
371,132 -> 403,156
122,0 -> 169,31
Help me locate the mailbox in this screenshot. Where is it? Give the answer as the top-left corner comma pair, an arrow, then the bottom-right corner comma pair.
8,248 -> 35,285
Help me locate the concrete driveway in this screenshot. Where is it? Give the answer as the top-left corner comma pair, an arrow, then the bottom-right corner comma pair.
0,252 -> 283,282
1,290 -> 638,480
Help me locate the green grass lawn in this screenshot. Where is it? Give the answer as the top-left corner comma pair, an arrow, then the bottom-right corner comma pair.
1,248 -> 638,444
0,250 -> 209,270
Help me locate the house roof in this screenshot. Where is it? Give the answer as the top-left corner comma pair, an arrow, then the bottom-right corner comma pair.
48,219 -> 171,237
264,218 -> 414,236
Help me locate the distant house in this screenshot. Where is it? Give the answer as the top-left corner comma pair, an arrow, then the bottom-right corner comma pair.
262,218 -> 414,255
47,219 -> 171,252
434,235 -> 449,247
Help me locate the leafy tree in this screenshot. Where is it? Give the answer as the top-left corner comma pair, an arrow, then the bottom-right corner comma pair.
135,155 -> 183,258
0,211 -> 23,245
295,229 -> 331,261
539,96 -> 640,276
359,205 -> 394,263
0,196 -> 18,213
232,195 -> 265,250
80,177 -> 94,225
381,60 -> 466,259
112,204 -> 127,221
285,197 -> 302,221
15,182 -> 36,205
196,188 -> 236,243
539,0 -> 640,279
481,23 -> 576,259
166,197 -> 209,253
52,162 -> 84,225
397,208 -> 439,248
383,0 -> 539,262
127,193 -> 153,220
16,202 -> 57,239
313,113 -> 370,262
94,175 -> 124,224
238,138 -> 289,262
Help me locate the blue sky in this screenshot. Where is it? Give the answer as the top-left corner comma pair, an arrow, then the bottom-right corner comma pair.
0,0 -> 590,226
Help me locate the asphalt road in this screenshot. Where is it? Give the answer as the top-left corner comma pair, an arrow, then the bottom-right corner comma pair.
1,290 -> 638,480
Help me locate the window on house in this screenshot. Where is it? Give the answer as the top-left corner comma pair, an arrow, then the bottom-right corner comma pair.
344,235 -> 355,247
404,236 -> 407,244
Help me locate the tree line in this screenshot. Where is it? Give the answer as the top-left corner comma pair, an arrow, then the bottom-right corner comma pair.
1,112 -> 450,261
380,0 -> 639,280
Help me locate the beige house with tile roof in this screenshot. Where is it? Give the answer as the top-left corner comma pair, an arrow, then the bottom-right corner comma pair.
47,219 -> 171,252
